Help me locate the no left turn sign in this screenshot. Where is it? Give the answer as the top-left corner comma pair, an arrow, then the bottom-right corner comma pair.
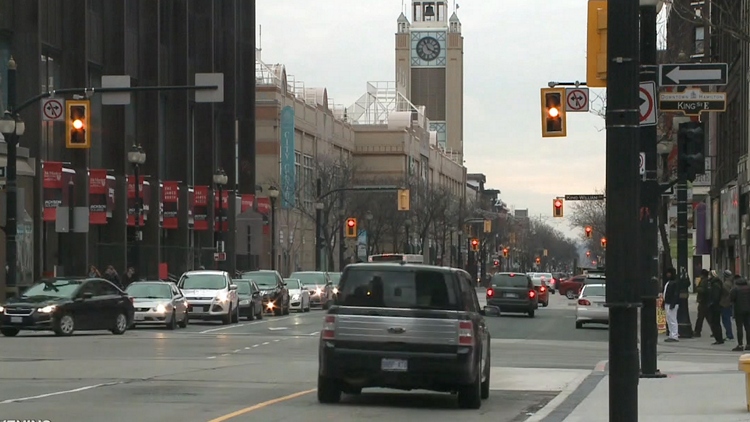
639,82 -> 657,127
42,98 -> 64,121
565,88 -> 590,112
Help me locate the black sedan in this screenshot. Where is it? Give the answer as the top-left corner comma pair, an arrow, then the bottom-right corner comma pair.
0,277 -> 135,337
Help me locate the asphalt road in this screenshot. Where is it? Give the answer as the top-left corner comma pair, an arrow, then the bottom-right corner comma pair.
0,292 -> 608,422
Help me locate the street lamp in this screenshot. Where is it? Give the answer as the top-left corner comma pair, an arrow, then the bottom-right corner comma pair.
314,201 -> 324,271
213,168 -> 228,267
404,218 -> 412,254
365,211 -> 374,258
127,144 -> 146,277
268,186 -> 280,270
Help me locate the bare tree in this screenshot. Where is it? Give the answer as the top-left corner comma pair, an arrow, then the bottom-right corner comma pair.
348,176 -> 407,255
526,219 -> 580,265
408,177 -> 453,254
666,0 -> 750,45
568,191 -> 607,254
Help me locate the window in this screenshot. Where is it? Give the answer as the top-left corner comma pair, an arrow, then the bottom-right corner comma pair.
491,274 -> 529,288
295,152 -> 301,203
694,26 -> 705,55
303,155 -> 314,210
338,268 -> 459,310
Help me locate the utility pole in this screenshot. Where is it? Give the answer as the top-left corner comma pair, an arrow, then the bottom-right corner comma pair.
606,0 -> 641,420
676,123 -> 694,337
2,58 -> 19,295
638,1 -> 666,379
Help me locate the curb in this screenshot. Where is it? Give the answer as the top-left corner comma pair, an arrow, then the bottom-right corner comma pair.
525,360 -> 608,422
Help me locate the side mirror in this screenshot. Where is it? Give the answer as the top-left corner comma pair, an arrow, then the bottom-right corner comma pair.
252,291 -> 260,298
229,285 -> 238,291
80,292 -> 94,300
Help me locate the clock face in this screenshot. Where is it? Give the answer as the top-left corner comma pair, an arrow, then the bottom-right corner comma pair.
416,36 -> 441,61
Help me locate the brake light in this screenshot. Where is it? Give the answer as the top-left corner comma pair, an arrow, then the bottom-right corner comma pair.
529,290 -> 536,298
487,288 -> 494,297
540,286 -> 546,292
578,299 -> 591,306
458,321 -> 474,345
321,315 -> 336,340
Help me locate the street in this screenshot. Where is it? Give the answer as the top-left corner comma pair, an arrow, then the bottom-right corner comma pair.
0,291 -> 611,422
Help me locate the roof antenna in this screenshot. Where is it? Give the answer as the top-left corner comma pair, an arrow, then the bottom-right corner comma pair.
258,24 -> 262,51
402,0 -> 405,13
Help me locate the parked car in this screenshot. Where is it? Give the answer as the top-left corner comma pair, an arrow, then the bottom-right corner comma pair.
486,272 -> 538,317
575,284 -> 608,329
284,278 -> 311,312
127,281 -> 189,329
317,263 -> 491,409
288,271 -> 334,309
0,277 -> 134,337
558,275 -> 586,299
240,270 -> 289,316
232,279 -> 264,321
177,270 -> 239,324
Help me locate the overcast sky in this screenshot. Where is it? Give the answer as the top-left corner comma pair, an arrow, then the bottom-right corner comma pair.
256,1 -> 666,240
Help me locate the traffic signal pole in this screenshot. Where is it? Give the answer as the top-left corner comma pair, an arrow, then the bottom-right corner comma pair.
638,3 -> 666,379
676,126 -> 693,338
605,0 -> 641,420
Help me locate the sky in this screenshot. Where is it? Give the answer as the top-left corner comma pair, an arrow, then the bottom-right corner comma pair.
255,1 -> 667,240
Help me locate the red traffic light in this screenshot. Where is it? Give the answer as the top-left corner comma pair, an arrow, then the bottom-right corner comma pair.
471,239 -> 478,246
554,199 -> 562,208
585,226 -> 592,233
347,219 -> 356,227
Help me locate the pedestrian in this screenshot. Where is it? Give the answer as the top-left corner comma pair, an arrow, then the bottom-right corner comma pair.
719,270 -> 735,341
729,276 -> 750,351
122,267 -> 136,288
88,265 -> 101,278
694,269 -> 709,337
103,265 -> 123,289
662,268 -> 677,338
663,267 -> 680,343
708,270 -> 725,345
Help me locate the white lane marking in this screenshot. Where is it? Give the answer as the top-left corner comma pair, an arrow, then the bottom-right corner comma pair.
252,344 -> 259,348
207,356 -> 217,359
273,339 -> 280,342
524,370 -> 593,422
220,353 -> 230,357
244,347 -> 251,350
198,315 -> 294,333
268,327 -> 288,331
262,342 -> 270,345
308,331 -> 320,336
0,382 -> 120,404
233,349 -> 241,353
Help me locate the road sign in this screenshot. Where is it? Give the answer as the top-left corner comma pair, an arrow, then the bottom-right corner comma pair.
195,73 -> 225,103
102,75 -> 132,105
564,194 -> 605,201
639,152 -> 645,176
639,82 -> 656,126
565,88 -> 589,112
659,63 -> 728,86
41,98 -> 64,121
659,88 -> 727,116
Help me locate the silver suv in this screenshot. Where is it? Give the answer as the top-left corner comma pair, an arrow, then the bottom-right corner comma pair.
177,270 -> 239,325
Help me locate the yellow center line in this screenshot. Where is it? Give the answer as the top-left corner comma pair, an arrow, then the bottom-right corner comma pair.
206,388 -> 316,422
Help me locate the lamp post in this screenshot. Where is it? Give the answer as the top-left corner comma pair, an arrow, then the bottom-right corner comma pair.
0,57 -> 24,292
213,168 -> 229,268
404,218 -> 412,254
365,210 -> 373,259
314,178 -> 323,271
268,186 -> 279,270
127,144 -> 146,277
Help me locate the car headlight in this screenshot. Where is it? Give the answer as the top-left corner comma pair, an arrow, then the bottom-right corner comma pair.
292,294 -> 300,301
0,305 -> 4,313
316,288 -> 322,295
215,291 -> 229,302
332,287 -> 339,294
38,305 -> 56,313
155,304 -> 167,313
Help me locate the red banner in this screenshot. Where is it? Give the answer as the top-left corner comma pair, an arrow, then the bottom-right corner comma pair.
42,162 -> 63,222
214,190 -> 229,232
162,182 -> 179,229
127,175 -> 146,226
257,197 -> 271,235
89,169 -> 108,225
240,194 -> 254,212
193,185 -> 209,231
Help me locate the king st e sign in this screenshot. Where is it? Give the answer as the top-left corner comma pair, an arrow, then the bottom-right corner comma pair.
658,88 -> 726,117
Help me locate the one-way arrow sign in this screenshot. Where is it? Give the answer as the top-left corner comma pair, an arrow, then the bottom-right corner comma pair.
659,63 -> 728,86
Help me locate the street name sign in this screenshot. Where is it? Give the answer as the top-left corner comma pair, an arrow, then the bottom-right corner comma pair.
658,88 -> 726,116
564,194 -> 605,201
658,63 -> 728,86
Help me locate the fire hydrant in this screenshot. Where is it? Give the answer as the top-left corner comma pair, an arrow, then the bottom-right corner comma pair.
738,354 -> 750,411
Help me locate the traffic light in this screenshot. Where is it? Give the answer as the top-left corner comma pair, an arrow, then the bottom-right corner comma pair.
553,198 -> 564,217
586,0 -> 608,88
678,121 -> 705,183
503,248 -> 509,258
536,257 -> 541,265
66,100 -> 91,149
493,259 -> 500,267
345,218 -> 357,238
397,189 -> 410,211
540,88 -> 566,137
601,237 -> 607,248
470,238 -> 479,252
585,226 -> 593,238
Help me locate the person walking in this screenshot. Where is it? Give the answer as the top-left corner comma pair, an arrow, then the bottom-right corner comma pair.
663,267 -> 680,342
122,267 -> 136,288
694,269 -> 710,337
720,270 -> 736,341
729,277 -> 750,351
708,270 -> 725,345
103,265 -> 123,290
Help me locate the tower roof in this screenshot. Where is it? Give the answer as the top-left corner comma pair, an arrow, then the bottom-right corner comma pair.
449,12 -> 460,22
397,12 -> 409,23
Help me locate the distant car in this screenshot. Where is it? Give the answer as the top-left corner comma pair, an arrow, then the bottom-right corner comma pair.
288,271 -> 334,309
530,274 -> 550,307
127,281 -> 189,329
284,278 -> 311,312
486,272 -> 538,317
0,277 -> 134,337
575,284 -> 608,329
177,270 -> 239,324
232,279 -> 264,321
240,270 -> 290,316
558,275 -> 586,299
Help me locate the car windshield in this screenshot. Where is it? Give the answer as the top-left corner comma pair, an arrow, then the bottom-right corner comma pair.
178,274 -> 227,290
585,276 -> 606,284
243,272 -> 277,287
338,269 -> 459,310
583,285 -> 606,297
20,279 -> 83,299
289,272 -> 326,286
126,283 -> 172,299
285,279 -> 302,290
233,281 -> 252,295
492,274 -> 528,288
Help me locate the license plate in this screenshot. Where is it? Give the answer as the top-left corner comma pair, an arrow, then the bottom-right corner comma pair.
134,315 -> 145,321
505,293 -> 518,298
192,306 -> 204,313
381,358 -> 408,372
10,316 -> 23,323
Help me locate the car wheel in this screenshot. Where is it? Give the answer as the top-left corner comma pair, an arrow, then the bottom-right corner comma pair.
167,311 -> 177,330
222,306 -> 232,325
111,312 -> 128,335
178,311 -> 189,328
566,290 -> 576,299
0,327 -> 19,337
457,371 -> 482,409
283,298 -> 290,315
481,346 -> 491,399
528,310 -> 535,318
232,305 -> 240,323
247,307 -> 255,321
273,303 -> 283,316
54,313 -> 76,336
576,321 -> 584,329
304,299 -> 311,312
317,375 -> 341,404
542,300 -> 549,307
256,305 -> 263,320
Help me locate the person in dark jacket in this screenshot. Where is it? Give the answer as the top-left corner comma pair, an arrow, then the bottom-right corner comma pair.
122,267 -> 136,288
663,268 -> 681,342
719,270 -> 736,341
730,277 -> 750,351
694,269 -> 710,337
103,265 -> 123,289
707,270 -> 725,345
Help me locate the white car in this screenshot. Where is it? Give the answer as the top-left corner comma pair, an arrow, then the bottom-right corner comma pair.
127,281 -> 189,329
575,284 -> 608,329
177,270 -> 239,325
284,278 -> 311,312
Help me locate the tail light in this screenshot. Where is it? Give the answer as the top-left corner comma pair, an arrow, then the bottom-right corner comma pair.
578,299 -> 591,306
540,286 -> 546,292
529,290 -> 536,298
458,321 -> 474,346
321,315 -> 336,340
486,288 -> 494,297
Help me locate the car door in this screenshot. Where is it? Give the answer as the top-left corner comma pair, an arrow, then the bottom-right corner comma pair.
93,279 -> 124,329
72,282 -> 97,330
171,284 -> 187,317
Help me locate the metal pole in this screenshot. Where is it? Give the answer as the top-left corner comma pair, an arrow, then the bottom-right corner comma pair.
216,184 -> 223,270
338,193 -> 345,271
5,58 -> 18,292
270,198 -> 276,270
315,178 -> 322,271
639,4 -> 665,379
676,125 -> 694,338
606,0 -> 641,420
134,164 -> 142,278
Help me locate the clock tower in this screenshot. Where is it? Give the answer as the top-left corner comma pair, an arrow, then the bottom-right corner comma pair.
396,1 -> 463,159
